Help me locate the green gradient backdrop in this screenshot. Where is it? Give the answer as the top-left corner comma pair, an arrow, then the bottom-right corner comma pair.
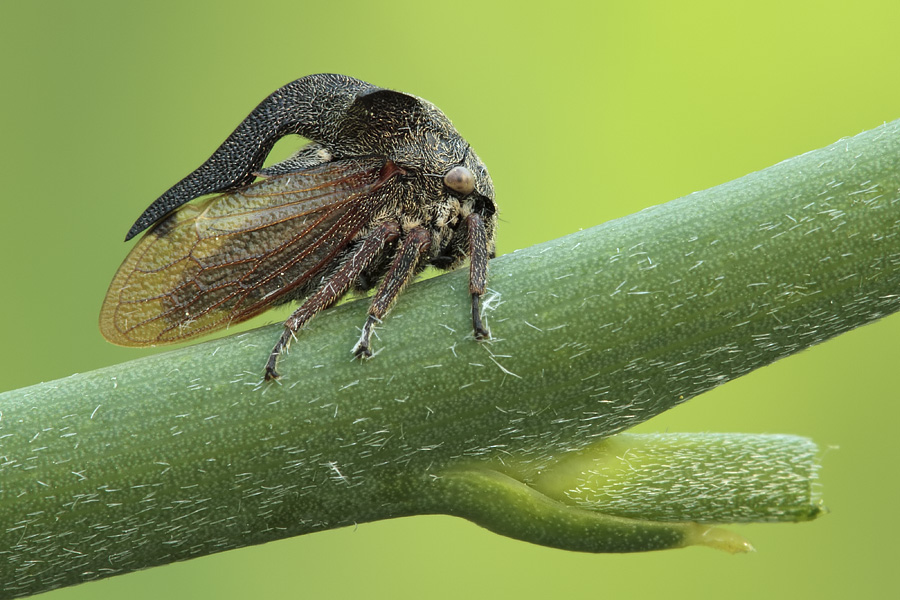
2,1 -> 898,598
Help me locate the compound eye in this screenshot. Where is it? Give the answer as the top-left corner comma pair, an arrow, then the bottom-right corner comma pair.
443,165 -> 475,195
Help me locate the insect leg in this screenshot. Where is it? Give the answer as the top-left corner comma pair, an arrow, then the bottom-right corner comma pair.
353,227 -> 432,358
466,212 -> 490,340
265,220 -> 401,381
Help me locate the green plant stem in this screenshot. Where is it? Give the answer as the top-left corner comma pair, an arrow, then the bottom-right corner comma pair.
3,119 -> 900,597
425,432 -> 820,554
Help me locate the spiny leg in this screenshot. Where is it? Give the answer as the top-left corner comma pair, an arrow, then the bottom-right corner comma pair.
265,220 -> 401,380
466,212 -> 490,340
353,227 -> 432,358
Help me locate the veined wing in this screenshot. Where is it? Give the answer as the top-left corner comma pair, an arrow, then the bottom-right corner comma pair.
100,157 -> 396,346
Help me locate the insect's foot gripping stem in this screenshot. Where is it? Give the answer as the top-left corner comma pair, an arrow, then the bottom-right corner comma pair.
472,293 -> 490,340
264,331 -> 291,381
352,314 -> 379,358
264,356 -> 281,381
264,364 -> 280,381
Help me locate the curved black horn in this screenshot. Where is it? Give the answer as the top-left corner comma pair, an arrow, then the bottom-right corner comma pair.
124,73 -> 375,241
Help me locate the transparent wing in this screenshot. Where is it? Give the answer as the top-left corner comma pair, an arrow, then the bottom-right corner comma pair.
100,157 -> 394,346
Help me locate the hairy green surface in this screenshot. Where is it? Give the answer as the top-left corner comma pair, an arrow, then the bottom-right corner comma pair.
525,433 -> 822,523
426,432 -> 819,554
3,119 -> 900,597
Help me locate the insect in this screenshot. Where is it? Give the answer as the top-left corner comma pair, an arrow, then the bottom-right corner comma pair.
99,73 -> 497,380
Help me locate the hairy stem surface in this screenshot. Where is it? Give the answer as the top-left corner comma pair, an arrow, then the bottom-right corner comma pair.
3,120 -> 900,597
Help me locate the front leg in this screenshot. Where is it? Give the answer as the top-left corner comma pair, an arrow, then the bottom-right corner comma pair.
466,212 -> 490,340
265,220 -> 401,381
353,227 -> 431,358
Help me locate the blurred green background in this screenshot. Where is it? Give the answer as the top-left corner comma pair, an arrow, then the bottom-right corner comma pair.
2,1 -> 899,598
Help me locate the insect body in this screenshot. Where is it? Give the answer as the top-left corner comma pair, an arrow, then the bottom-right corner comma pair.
99,74 -> 496,380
